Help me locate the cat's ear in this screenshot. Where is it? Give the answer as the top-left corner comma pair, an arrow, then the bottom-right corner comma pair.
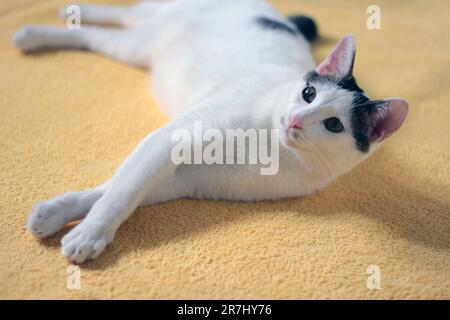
370,98 -> 409,143
316,34 -> 356,79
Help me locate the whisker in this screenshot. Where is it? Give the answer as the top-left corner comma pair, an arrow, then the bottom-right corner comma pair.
298,134 -> 344,189
298,135 -> 330,175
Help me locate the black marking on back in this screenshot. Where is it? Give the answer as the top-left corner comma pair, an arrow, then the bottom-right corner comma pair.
288,15 -> 318,42
306,71 -> 373,152
255,16 -> 297,36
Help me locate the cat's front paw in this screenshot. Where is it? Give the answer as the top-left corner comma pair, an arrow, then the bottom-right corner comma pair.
28,202 -> 66,238
61,219 -> 115,263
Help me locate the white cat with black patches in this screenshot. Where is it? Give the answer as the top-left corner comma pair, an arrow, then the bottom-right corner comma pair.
14,0 -> 408,263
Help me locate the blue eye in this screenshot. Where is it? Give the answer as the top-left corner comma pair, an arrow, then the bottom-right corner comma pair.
301,86 -> 316,103
324,117 -> 344,133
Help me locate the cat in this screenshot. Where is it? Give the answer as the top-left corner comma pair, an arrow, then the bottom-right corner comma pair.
13,0 -> 408,263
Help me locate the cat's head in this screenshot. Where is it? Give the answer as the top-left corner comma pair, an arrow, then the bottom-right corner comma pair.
279,35 -> 408,178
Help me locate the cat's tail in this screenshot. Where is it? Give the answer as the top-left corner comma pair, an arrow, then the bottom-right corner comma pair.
288,15 -> 318,42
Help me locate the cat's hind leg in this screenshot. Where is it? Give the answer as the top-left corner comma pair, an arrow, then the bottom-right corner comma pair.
28,183 -> 107,238
13,25 -> 152,68
59,3 -> 134,28
59,1 -> 166,28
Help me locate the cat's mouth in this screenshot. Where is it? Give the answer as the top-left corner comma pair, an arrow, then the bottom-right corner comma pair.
281,127 -> 310,150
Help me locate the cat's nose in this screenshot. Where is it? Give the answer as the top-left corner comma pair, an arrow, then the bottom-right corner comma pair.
289,117 -> 303,130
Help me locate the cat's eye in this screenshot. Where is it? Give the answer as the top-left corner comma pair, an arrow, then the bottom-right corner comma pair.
301,86 -> 316,103
324,117 -> 344,133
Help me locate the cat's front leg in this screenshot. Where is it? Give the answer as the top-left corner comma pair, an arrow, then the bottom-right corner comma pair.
28,183 -> 107,238
60,116 -> 194,263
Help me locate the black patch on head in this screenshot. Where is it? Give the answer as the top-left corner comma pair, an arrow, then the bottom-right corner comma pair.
342,78 -> 373,152
350,101 -> 375,152
288,15 -> 318,42
305,71 -> 374,152
336,75 -> 364,95
255,16 -> 298,36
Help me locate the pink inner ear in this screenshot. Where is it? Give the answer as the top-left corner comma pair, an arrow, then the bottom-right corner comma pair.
370,98 -> 409,142
317,35 -> 356,78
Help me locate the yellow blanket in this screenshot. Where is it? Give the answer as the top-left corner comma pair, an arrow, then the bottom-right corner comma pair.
1,0 -> 449,299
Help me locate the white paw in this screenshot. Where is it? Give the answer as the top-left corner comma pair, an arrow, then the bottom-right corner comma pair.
27,201 -> 66,238
13,25 -> 45,52
61,220 -> 115,263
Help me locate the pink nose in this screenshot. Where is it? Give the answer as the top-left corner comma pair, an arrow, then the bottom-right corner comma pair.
289,117 -> 303,130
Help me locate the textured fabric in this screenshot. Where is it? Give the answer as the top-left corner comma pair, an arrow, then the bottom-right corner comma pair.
0,0 -> 449,299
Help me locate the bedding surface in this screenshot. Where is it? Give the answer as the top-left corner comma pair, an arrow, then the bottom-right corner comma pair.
0,0 -> 449,299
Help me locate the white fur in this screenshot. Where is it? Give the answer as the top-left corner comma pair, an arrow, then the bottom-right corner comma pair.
16,0 -> 387,263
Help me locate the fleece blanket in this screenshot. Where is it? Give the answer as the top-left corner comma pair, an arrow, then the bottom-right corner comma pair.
0,0 -> 449,299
